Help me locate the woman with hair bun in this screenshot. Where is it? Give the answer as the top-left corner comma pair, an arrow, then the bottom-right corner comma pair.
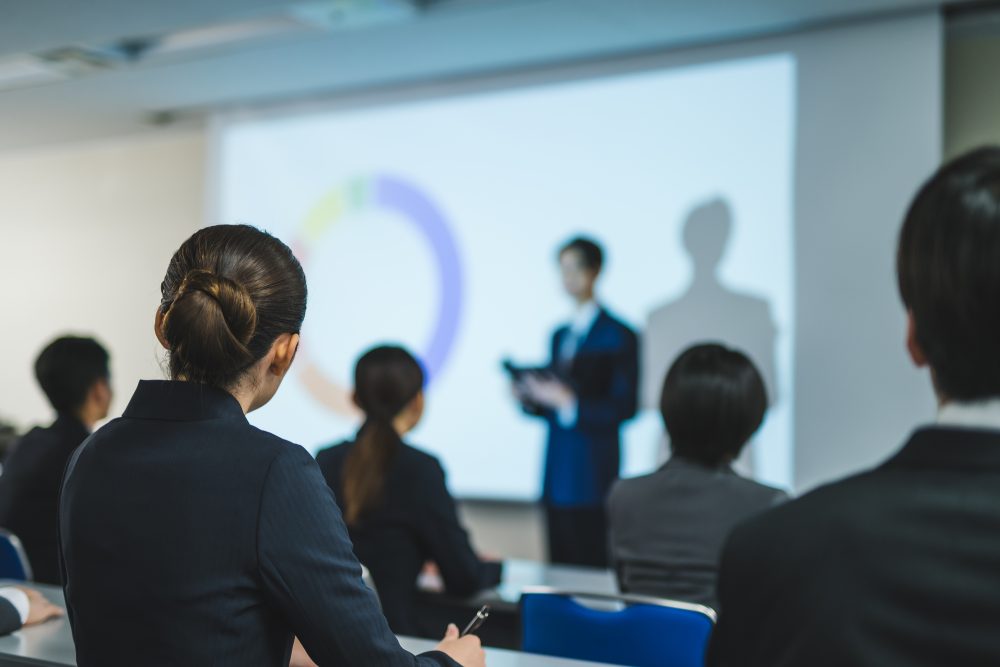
58,225 -> 483,667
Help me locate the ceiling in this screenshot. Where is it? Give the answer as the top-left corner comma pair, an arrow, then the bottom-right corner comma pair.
0,0 -> 972,151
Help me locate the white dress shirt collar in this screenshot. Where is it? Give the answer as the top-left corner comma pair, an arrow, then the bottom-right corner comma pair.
569,300 -> 601,336
936,398 -> 1000,431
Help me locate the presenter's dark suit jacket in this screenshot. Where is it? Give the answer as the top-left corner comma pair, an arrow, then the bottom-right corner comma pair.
0,413 -> 88,584
607,457 -> 787,610
539,309 -> 639,508
317,440 -> 502,636
58,380 -> 458,667
707,426 -> 1000,667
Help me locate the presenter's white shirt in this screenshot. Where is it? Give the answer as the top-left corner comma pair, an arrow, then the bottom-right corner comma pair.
557,300 -> 601,427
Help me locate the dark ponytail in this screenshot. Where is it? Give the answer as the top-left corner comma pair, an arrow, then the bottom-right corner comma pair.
343,346 -> 424,525
159,225 -> 307,389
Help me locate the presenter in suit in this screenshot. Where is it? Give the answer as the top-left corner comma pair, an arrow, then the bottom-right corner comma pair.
0,336 -> 111,584
515,236 -> 639,567
708,148 -> 1000,665
59,225 -> 483,667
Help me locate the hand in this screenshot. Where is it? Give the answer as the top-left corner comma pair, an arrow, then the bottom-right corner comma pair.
520,375 -> 575,411
418,561 -> 445,593
289,637 -> 317,667
435,623 -> 485,667
16,587 -> 63,626
511,380 -> 530,403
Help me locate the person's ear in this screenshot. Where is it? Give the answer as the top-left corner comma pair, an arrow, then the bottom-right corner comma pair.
154,307 -> 169,350
268,333 -> 300,378
906,310 -> 928,368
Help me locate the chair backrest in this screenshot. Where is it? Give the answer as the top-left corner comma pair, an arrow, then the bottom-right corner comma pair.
520,588 -> 716,667
0,528 -> 32,581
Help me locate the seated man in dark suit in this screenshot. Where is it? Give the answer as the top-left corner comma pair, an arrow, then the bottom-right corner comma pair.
0,337 -> 111,584
708,147 -> 1000,666
607,343 -> 787,609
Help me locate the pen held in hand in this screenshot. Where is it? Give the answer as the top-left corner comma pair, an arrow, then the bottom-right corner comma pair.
460,605 -> 490,637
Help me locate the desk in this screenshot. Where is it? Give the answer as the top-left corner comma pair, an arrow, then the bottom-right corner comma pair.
418,559 -> 617,613
472,559 -> 617,612
399,638 -> 610,666
0,583 -> 610,667
416,559 -> 617,649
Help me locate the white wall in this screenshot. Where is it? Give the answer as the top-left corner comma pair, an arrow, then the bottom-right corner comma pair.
790,12 -> 941,490
0,132 -> 204,430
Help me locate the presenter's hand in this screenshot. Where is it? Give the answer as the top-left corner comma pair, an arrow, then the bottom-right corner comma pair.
511,381 -> 529,403
17,588 -> 63,626
521,375 -> 575,411
436,623 -> 485,667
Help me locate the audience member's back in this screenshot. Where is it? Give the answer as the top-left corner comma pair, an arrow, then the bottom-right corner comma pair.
0,337 -> 110,584
316,346 -> 500,637
607,344 -> 786,609
708,147 -> 1000,666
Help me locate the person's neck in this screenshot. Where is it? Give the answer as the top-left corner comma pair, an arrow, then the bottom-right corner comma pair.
71,408 -> 95,433
392,415 -> 413,438
213,379 -> 256,414
574,294 -> 596,309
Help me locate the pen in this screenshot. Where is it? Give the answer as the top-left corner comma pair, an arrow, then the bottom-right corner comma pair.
460,605 -> 490,637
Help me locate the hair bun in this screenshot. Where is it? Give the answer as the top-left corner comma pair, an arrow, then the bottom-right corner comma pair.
161,269 -> 258,383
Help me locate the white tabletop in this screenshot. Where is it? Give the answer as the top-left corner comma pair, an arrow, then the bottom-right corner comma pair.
0,581 -> 612,667
493,559 -> 617,604
399,638 -> 612,666
419,559 -> 618,611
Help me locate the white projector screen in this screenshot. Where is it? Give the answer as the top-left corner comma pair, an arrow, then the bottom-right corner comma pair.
214,52 -> 795,500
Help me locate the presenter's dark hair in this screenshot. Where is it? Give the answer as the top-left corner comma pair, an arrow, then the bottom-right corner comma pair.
661,343 -> 767,467
343,346 -> 424,525
898,146 -> 1000,401
159,224 -> 307,389
35,337 -> 110,413
559,236 -> 604,272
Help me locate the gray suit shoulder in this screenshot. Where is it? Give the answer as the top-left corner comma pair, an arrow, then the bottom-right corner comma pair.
609,463 -> 789,512
725,473 -> 790,507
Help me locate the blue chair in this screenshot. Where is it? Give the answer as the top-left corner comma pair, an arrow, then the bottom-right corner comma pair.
520,589 -> 716,667
0,528 -> 32,581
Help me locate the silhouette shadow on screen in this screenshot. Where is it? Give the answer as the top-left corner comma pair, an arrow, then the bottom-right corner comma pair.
644,198 -> 779,417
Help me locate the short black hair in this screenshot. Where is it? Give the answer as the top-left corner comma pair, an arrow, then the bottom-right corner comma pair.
660,343 -> 767,467
559,236 -> 604,272
34,336 -> 110,414
898,147 -> 1000,401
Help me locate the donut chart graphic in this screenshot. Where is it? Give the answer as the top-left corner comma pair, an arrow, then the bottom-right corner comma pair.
293,174 -> 464,417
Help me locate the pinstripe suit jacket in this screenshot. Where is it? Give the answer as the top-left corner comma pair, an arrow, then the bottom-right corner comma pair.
59,380 -> 457,667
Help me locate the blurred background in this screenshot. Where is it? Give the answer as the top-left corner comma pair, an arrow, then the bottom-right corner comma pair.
1,0 -> 999,560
